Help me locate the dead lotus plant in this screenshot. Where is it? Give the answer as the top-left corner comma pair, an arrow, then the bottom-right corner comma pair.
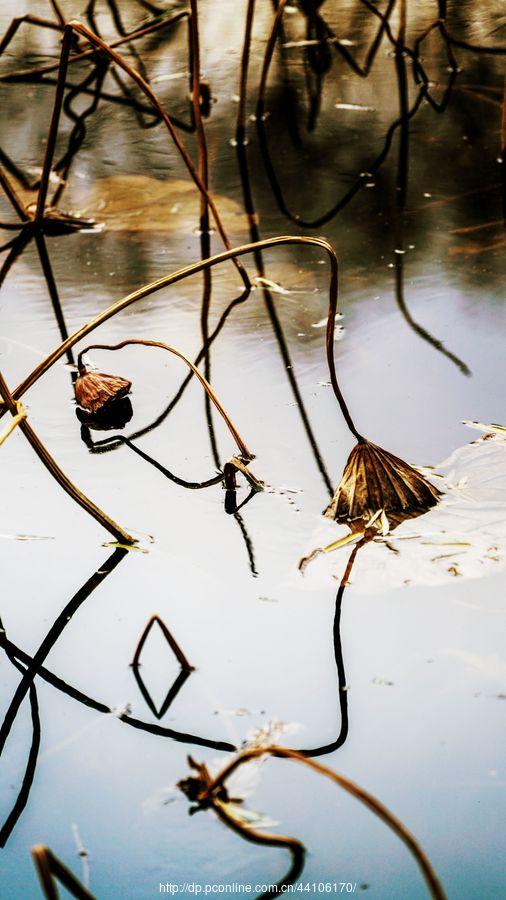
75,368 -> 132,415
0,235 -> 440,525
324,440 -> 441,525
177,745 -> 446,900
75,339 -> 257,485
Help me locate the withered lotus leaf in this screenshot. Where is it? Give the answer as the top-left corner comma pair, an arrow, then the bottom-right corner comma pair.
324,440 -> 441,523
74,370 -> 132,414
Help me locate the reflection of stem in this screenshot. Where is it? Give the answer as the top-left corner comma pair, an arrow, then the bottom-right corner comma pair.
35,234 -> 75,367
133,666 -> 192,720
0,650 -> 40,847
34,27 -> 73,223
0,372 -> 135,543
234,6 -> 336,485
255,70 -> 427,228
77,339 -> 254,461
87,434 -> 224,490
394,8 -> 409,212
393,235 -> 471,376
0,231 -> 32,286
236,0 -> 256,143
0,548 -> 126,758
232,508 -> 258,577
391,16 -> 469,376
52,59 -> 108,206
2,636 -> 236,752
257,0 -> 396,119
236,138 -> 334,494
301,540 -> 364,757
0,165 -> 29,221
188,1 -> 218,467
206,747 -> 446,900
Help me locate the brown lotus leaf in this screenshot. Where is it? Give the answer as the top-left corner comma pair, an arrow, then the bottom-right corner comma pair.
324,440 -> 441,523
74,370 -> 132,413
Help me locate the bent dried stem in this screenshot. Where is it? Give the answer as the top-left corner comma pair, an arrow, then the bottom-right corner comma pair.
213,799 -> 304,898
77,338 -> 254,461
202,747 -> 446,900
2,236 -> 359,442
0,371 -> 135,544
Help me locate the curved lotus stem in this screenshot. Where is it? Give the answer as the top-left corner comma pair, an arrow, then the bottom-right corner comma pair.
77,339 -> 254,461
2,236 -> 361,441
203,746 -> 446,900
0,370 -> 135,544
212,799 -> 304,898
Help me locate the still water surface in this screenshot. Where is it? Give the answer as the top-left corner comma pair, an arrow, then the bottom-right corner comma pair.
0,2 -> 504,897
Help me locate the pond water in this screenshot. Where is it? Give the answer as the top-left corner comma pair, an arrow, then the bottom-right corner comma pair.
0,2 -> 504,898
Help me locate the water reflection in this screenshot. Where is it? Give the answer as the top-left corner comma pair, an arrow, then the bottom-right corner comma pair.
0,547 -> 127,845
0,1 -> 504,896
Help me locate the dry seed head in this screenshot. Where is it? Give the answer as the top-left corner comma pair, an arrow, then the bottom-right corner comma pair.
74,370 -> 131,414
324,440 -> 441,523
